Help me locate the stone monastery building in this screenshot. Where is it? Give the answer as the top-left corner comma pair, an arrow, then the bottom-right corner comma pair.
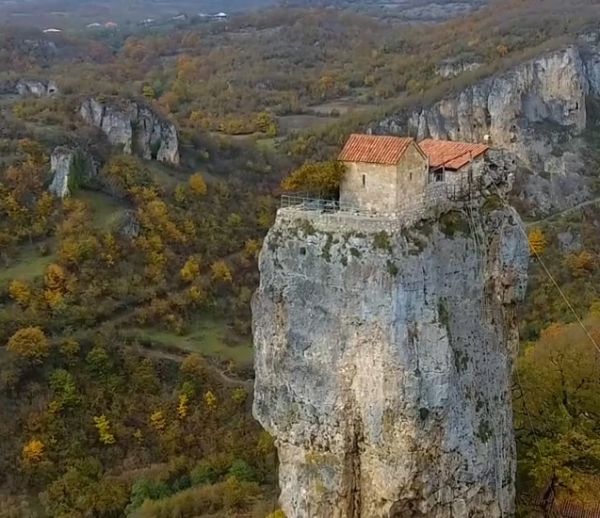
338,134 -> 489,213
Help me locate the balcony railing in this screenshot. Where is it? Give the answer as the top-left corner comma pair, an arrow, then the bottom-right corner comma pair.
280,194 -> 381,217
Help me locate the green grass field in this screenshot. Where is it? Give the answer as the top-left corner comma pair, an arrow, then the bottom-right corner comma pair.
76,190 -> 127,230
0,247 -> 55,284
126,318 -> 253,367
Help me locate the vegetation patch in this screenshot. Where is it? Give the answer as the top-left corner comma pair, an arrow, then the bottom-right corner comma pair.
482,194 -> 504,213
476,419 -> 493,443
439,211 -> 471,238
298,219 -> 316,236
373,230 -> 392,252
321,233 -> 334,262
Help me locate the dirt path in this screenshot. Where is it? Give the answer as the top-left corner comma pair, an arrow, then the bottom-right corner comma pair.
524,196 -> 600,227
140,345 -> 254,389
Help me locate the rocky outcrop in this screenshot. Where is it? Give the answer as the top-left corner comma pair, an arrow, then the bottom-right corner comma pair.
49,147 -> 96,198
80,97 -> 179,165
253,184 -> 528,517
377,37 -> 600,216
16,79 -> 59,97
436,58 -> 482,79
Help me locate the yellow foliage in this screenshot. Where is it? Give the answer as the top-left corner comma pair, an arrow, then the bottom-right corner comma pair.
281,161 -> 346,198
8,280 -> 31,307
177,393 -> 189,419
44,288 -> 64,309
187,285 -> 206,304
243,239 -> 261,259
266,510 -> 287,518
93,415 -> 116,445
150,410 -> 166,432
180,257 -> 201,283
142,84 -> 156,99
174,184 -> 187,204
133,429 -> 143,443
7,327 -> 50,363
566,250 -> 596,277
203,390 -> 217,410
188,173 -> 208,196
101,232 -> 119,267
231,387 -> 247,405
60,338 -> 80,358
211,260 -> 232,283
22,439 -> 45,464
528,228 -> 547,256
44,263 -> 66,291
180,353 -> 205,378
496,44 -> 509,57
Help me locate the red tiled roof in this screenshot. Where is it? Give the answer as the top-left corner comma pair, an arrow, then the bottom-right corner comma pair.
338,134 -> 415,165
419,139 -> 489,171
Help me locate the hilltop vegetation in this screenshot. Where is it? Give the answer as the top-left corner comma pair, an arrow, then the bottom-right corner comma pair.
1,0 -> 600,515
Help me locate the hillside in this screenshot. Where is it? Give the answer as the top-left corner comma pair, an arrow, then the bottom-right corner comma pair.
1,0 -> 600,515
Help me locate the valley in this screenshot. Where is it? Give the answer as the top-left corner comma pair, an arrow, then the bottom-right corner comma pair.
1,0 -> 600,516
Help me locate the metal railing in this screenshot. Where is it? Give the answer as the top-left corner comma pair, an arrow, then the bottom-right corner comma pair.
280,182 -> 482,220
280,194 -> 382,218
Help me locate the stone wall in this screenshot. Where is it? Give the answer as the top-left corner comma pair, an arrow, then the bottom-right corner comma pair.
340,162 -> 398,213
396,143 -> 429,208
340,142 -> 428,213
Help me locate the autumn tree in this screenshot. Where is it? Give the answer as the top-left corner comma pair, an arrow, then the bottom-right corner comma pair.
566,250 -> 596,277
22,439 -> 45,464
281,161 -> 346,198
93,415 -> 116,445
142,85 -> 156,100
150,410 -> 166,432
7,327 -> 50,363
515,315 -> 600,495
180,257 -> 201,283
189,173 -> 208,196
8,279 -> 31,307
211,260 -> 233,283
528,228 -> 547,256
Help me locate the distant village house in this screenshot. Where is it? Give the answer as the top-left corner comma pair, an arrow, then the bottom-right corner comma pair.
338,134 -> 489,213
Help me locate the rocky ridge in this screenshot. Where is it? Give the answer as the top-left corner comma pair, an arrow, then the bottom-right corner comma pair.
253,167 -> 528,517
377,35 -> 600,216
80,97 -> 179,165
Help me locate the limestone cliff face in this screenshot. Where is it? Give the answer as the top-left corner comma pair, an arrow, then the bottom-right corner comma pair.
377,36 -> 600,215
253,200 -> 528,517
16,79 -> 59,97
80,97 -> 179,165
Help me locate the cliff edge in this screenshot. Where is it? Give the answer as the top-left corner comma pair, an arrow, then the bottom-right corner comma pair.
253,189 -> 528,516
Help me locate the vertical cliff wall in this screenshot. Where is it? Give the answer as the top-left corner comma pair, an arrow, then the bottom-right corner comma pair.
376,35 -> 600,215
253,199 -> 528,517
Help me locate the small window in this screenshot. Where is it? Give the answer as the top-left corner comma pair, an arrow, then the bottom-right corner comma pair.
409,172 -> 413,181
435,170 -> 444,182
362,174 -> 366,187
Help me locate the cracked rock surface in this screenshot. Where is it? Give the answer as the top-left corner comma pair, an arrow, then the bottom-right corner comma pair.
253,202 -> 528,517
